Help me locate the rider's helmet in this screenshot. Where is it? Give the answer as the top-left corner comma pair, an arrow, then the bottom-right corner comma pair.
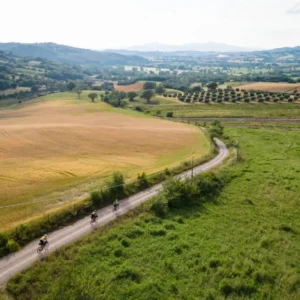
44,234 -> 48,238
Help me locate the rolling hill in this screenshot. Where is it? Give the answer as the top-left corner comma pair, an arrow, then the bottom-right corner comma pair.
0,42 -> 147,66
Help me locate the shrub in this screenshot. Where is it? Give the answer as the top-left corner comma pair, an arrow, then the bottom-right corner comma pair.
6,240 -> 20,253
166,112 -> 173,118
125,228 -> 144,239
135,106 -> 143,112
107,171 -> 125,199
114,248 -> 124,257
220,279 -> 234,296
115,267 -> 142,283
149,228 -> 167,237
195,172 -> 226,199
0,233 -> 8,256
151,197 -> 168,217
121,238 -> 130,248
209,259 -> 221,268
137,172 -> 149,190
208,120 -> 224,138
163,179 -> 198,208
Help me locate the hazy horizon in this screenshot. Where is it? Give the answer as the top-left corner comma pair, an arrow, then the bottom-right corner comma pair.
1,0 -> 300,50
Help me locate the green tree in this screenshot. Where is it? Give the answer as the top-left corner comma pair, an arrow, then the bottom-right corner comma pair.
143,82 -> 156,90
88,92 -> 98,102
209,120 -> 224,138
67,82 -> 76,91
75,88 -> 82,99
155,84 -> 165,95
107,171 -> 125,199
109,91 -> 127,106
141,90 -> 154,104
207,82 -> 218,90
31,85 -> 39,93
101,82 -> 114,91
128,92 -> 138,101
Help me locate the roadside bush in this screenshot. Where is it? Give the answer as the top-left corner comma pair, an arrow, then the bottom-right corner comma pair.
151,196 -> 169,217
107,171 -> 125,200
137,172 -> 149,190
195,172 -> 226,199
163,179 -> 198,208
208,120 -> 224,138
6,239 -> 20,253
0,233 -> 8,256
166,112 -> 173,118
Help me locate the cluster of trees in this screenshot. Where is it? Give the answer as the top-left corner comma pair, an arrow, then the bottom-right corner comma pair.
178,87 -> 299,104
140,82 -> 166,104
0,50 -> 103,104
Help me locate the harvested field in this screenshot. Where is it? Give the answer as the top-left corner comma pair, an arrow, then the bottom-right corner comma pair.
236,82 -> 300,93
0,92 -> 209,229
114,81 -> 144,92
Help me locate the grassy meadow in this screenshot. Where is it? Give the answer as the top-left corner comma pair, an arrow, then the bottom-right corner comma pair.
6,127 -> 300,299
0,91 -> 210,230
145,102 -> 300,118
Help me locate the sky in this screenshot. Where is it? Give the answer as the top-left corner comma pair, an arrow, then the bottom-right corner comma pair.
1,0 -> 300,50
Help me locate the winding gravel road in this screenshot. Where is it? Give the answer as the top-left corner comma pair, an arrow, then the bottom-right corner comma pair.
0,138 -> 228,286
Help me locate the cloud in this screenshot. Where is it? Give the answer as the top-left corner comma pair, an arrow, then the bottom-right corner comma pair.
287,2 -> 300,14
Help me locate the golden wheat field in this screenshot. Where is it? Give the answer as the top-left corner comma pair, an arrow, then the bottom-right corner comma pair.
236,82 -> 300,93
0,92 -> 210,229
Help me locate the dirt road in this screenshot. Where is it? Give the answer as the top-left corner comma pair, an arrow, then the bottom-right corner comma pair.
0,138 -> 228,286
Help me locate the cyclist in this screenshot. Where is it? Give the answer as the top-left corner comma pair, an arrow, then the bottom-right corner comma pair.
91,210 -> 98,221
39,234 -> 48,247
113,199 -> 119,210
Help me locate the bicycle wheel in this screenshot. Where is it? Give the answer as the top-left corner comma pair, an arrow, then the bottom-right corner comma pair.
37,246 -> 43,254
44,242 -> 49,250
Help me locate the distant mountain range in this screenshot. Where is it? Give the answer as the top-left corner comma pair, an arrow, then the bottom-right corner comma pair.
124,42 -> 257,52
106,45 -> 300,60
0,43 -> 147,66
0,42 -> 299,66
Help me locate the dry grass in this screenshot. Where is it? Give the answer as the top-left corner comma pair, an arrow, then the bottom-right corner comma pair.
114,81 -> 144,92
236,82 -> 300,93
0,92 -> 210,230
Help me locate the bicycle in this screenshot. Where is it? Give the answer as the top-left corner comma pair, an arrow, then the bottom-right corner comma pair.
90,216 -> 98,225
37,241 -> 49,254
112,204 -> 119,212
